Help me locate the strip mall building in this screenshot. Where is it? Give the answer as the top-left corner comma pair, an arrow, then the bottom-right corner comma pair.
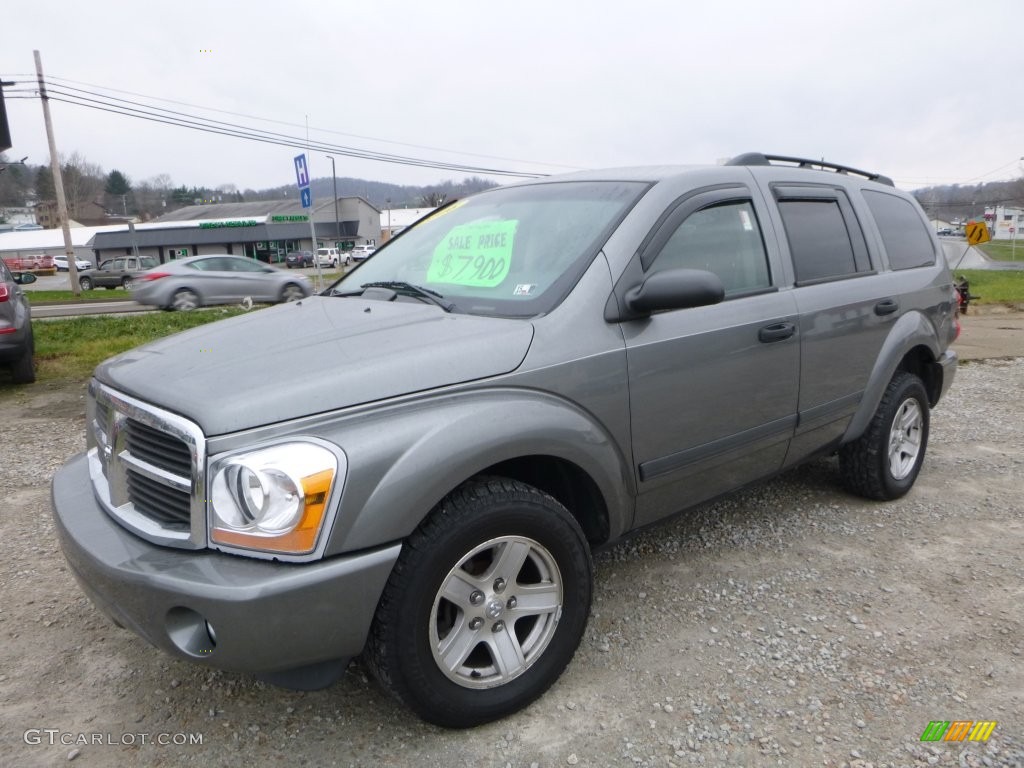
90,197 -> 381,263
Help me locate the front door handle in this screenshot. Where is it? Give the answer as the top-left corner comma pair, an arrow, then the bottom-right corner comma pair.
758,322 -> 796,343
875,298 -> 899,316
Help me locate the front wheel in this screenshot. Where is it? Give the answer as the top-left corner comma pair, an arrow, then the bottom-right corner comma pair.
840,371 -> 930,500
171,288 -> 200,311
280,283 -> 305,302
79,277 -> 93,291
364,477 -> 593,728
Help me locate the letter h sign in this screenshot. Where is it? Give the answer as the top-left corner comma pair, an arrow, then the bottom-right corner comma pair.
294,154 -> 310,190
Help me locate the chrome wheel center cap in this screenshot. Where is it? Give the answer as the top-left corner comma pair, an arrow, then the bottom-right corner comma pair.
485,598 -> 504,620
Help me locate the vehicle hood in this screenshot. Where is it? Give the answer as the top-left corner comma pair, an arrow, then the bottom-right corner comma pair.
95,296 -> 535,435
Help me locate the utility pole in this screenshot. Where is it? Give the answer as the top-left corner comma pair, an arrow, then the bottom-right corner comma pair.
34,50 -> 79,295
325,154 -> 340,244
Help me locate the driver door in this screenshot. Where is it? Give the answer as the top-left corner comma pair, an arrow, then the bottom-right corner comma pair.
621,189 -> 800,527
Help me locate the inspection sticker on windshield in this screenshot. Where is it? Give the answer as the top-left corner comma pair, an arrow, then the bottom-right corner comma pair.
427,220 -> 517,287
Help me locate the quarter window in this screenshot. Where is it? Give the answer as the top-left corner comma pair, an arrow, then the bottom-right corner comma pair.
648,201 -> 771,296
862,190 -> 936,270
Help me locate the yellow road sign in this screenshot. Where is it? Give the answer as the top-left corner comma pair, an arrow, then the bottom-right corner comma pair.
965,221 -> 990,246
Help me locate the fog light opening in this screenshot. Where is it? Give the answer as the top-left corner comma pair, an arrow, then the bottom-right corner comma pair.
204,620 -> 218,647
166,607 -> 217,657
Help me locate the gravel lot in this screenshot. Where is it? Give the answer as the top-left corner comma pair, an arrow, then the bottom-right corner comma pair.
0,325 -> 1021,767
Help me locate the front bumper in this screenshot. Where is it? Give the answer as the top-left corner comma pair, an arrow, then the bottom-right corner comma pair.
52,452 -> 400,681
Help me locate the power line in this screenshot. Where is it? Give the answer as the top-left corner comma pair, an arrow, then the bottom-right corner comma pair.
2,75 -> 564,177
35,73 -> 581,171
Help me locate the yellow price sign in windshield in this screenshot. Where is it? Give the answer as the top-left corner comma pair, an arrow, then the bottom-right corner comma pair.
965,221 -> 990,246
427,220 -> 517,287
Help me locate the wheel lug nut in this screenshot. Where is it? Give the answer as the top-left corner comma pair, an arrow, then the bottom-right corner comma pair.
470,590 -> 484,605
506,596 -> 517,609
469,617 -> 484,630
493,621 -> 505,633
493,578 -> 506,593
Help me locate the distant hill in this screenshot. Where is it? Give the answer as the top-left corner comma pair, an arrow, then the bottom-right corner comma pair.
912,178 -> 1024,222
240,175 -> 499,209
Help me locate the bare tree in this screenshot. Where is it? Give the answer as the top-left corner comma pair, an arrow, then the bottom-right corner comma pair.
58,152 -> 105,220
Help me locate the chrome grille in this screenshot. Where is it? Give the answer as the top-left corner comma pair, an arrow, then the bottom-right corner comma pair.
86,380 -> 206,549
124,419 -> 192,477
126,468 -> 191,529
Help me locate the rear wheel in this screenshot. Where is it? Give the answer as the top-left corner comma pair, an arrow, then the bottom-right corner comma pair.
79,277 -> 93,291
840,372 -> 930,500
365,477 -> 593,728
122,276 -> 134,289
10,328 -> 35,384
172,288 -> 200,311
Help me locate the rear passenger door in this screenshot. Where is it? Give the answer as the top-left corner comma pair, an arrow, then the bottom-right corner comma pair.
622,187 -> 800,527
767,185 -> 898,464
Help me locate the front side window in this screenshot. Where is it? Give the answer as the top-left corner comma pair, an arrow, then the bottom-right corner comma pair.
862,190 -> 935,270
332,180 -> 648,317
648,201 -> 771,296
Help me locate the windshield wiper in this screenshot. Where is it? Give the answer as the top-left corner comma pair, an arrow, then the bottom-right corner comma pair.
360,281 -> 456,312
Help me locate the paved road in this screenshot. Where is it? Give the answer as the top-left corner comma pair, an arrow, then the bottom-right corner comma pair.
31,301 -> 153,319
941,239 -> 1024,271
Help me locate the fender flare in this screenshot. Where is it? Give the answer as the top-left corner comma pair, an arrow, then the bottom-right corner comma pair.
842,311 -> 941,443
322,388 -> 635,555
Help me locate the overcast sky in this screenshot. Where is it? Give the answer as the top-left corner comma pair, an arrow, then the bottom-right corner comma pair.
4,0 -> 1022,194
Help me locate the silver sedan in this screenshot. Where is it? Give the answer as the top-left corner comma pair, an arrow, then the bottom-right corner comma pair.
131,254 -> 312,311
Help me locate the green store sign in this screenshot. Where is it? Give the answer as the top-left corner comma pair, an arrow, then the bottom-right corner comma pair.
199,220 -> 259,229
270,215 -> 309,222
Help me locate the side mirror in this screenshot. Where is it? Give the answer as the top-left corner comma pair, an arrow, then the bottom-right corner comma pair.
13,272 -> 37,285
623,268 -> 724,316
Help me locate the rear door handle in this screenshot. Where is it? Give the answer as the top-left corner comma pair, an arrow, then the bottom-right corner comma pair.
875,298 -> 899,316
758,322 -> 796,343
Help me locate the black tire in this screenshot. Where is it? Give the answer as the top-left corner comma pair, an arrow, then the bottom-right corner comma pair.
79,277 -> 93,291
122,276 -> 134,289
364,477 -> 593,728
171,288 -> 200,311
840,372 -> 930,501
280,283 -> 304,302
10,327 -> 35,384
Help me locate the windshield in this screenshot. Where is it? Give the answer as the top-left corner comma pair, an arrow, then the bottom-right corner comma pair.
332,180 -> 648,317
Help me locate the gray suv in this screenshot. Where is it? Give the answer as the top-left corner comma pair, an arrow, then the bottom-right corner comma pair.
0,261 -> 38,383
78,255 -> 159,290
52,153 -> 958,727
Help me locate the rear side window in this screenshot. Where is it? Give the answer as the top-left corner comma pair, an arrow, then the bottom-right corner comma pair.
862,190 -> 936,270
777,195 -> 870,283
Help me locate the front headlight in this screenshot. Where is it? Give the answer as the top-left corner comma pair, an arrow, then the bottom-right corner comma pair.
209,441 -> 343,555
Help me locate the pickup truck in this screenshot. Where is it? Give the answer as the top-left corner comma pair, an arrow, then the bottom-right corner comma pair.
52,153 -> 957,727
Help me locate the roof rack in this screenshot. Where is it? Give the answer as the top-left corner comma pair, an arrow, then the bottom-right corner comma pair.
726,152 -> 894,187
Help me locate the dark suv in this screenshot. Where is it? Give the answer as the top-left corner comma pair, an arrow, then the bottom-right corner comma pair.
78,256 -> 159,290
0,261 -> 38,383
285,250 -> 315,268
53,153 -> 958,727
